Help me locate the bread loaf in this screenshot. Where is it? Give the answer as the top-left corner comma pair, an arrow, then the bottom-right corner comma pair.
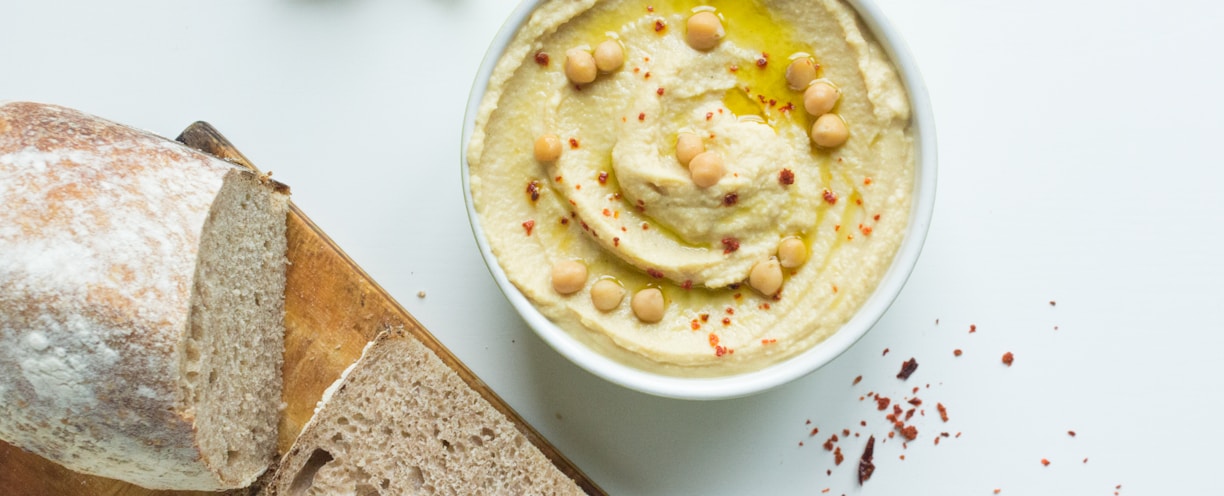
264,327 -> 584,496
0,102 -> 289,490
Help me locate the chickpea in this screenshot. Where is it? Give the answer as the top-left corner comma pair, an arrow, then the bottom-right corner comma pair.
688,151 -> 724,188
590,279 -> 625,312
685,11 -> 724,51
551,260 -> 588,295
534,133 -> 562,162
749,259 -> 784,296
803,81 -> 840,117
675,132 -> 705,166
810,113 -> 849,148
777,237 -> 808,268
564,48 -> 598,85
631,287 -> 665,323
785,58 -> 818,91
594,40 -> 625,73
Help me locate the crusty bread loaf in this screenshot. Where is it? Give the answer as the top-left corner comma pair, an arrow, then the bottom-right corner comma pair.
0,102 -> 289,490
264,327 -> 584,496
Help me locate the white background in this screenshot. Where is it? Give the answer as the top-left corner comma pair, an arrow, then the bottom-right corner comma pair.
3,0 -> 1222,494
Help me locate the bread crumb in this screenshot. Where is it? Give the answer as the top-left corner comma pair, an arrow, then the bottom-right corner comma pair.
417,291 -> 427,298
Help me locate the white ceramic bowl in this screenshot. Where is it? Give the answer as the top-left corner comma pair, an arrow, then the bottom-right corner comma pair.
461,0 -> 936,400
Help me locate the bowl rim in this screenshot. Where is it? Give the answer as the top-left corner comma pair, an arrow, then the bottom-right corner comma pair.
460,0 -> 937,400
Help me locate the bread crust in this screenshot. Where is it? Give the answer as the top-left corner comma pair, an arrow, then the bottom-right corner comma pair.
0,102 -> 282,490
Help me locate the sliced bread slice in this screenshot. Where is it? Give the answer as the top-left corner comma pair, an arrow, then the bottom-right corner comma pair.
266,327 -> 584,496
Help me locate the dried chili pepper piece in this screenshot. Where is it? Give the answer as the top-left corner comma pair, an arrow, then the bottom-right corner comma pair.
897,357 -> 919,380
858,435 -> 876,484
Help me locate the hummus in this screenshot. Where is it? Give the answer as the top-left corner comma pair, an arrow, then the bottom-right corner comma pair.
467,0 -> 914,376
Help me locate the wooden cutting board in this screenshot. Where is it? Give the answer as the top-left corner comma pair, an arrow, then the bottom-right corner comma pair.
0,122 -> 603,496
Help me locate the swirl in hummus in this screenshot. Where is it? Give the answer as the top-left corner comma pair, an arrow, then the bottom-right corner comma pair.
467,0 -> 914,376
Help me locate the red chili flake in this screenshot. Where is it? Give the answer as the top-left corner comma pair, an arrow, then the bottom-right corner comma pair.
832,284 -> 839,293
644,72 -> 651,79
779,168 -> 795,185
762,338 -> 777,345
864,177 -> 873,185
873,214 -> 881,221
934,436 -> 941,446
953,349 -> 963,357
756,53 -> 768,68
601,208 -> 611,217
646,268 -> 663,278
597,171 -> 608,185
560,217 -> 569,225
714,345 -> 727,357
757,94 -> 767,104
556,175 -> 564,182
969,324 -> 977,333
855,198 -> 863,206
534,51 -> 550,66
901,425 -> 918,440
723,193 -> 738,206
690,319 -> 700,330
729,64 -> 739,72
708,333 -> 720,347
759,302 -> 771,310
937,403 -> 948,422
726,306 -> 735,314
993,490 -> 1001,495
908,398 -> 923,406
768,99 -> 777,107
656,87 -> 665,96
882,348 -> 890,356
1084,458 -> 1089,463
823,189 -> 838,204
834,446 -> 845,465
721,237 -> 740,254
699,313 -> 709,322
1041,458 -> 1050,466
613,237 -> 620,247
904,408 -> 916,421
722,317 -> 731,326
1002,352 -> 1015,366
1050,300 -> 1057,306
653,19 -> 665,32
875,396 -> 890,411
823,434 -> 838,451
575,184 -> 582,190
568,138 -> 580,149
521,220 -> 535,236
780,102 -> 795,113
858,436 -> 876,484
853,375 -> 863,386
681,279 -> 693,290
860,225 -> 873,236
1068,430 -> 1076,437
526,180 -> 541,202
896,358 -> 919,380
706,112 -> 714,121
646,5 -> 653,12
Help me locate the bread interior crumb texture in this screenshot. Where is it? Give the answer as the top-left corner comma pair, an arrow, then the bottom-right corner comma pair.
180,169 -> 287,484
277,332 -> 581,496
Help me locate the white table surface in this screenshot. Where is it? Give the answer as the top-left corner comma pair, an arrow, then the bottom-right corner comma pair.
4,1 -> 1222,494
